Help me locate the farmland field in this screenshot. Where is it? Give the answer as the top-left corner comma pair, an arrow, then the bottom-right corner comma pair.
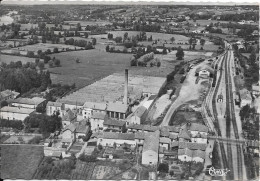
70,161 -> 95,180
4,135 -> 36,144
0,54 -> 37,64
91,165 -> 121,179
1,144 -> 44,179
64,20 -> 112,26
48,49 -> 132,88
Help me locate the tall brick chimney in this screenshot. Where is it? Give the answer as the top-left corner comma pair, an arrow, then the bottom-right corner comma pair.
123,69 -> 128,104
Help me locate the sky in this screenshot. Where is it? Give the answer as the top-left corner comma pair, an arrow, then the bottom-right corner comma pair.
1,0 -> 259,5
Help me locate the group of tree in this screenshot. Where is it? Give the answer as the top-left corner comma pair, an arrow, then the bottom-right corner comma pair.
0,119 -> 24,130
48,57 -> 61,68
64,38 -> 95,49
176,46 -> 184,60
24,111 -> 62,136
44,83 -> 75,102
0,62 -> 51,94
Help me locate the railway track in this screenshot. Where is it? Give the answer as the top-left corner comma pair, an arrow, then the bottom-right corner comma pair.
225,49 -> 243,180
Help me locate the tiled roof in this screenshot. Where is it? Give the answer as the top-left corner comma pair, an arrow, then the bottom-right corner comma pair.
75,119 -> 90,133
0,90 -> 19,98
160,126 -> 180,137
62,109 -> 76,122
83,101 -> 107,110
193,150 -> 205,159
107,102 -> 128,113
63,123 -> 76,132
99,132 -> 135,140
188,123 -> 209,133
127,124 -> 158,132
143,130 -> 160,153
239,88 -> 252,101
169,133 -> 178,140
92,112 -> 107,120
178,128 -> 191,139
135,132 -> 146,139
104,119 -> 126,127
178,148 -> 193,157
47,101 -> 62,107
171,141 -> 179,147
12,97 -> 46,105
252,85 -> 259,92
160,137 -> 171,144
0,106 -> 35,115
178,142 -> 207,151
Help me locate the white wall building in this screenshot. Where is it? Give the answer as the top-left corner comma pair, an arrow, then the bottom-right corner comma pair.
0,106 -> 34,121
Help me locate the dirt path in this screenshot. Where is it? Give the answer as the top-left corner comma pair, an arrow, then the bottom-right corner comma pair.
160,61 -> 209,127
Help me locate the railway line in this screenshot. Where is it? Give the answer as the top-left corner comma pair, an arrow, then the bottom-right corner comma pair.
225,49 -> 243,180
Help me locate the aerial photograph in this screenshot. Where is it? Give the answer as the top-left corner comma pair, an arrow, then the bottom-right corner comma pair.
0,0 -> 259,180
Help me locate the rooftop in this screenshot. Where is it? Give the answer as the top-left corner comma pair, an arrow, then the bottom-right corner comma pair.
187,123 -> 209,133
83,101 -> 107,110
58,72 -> 165,106
127,124 -> 159,132
178,142 -> 207,151
92,112 -> 107,120
0,89 -> 20,98
0,106 -> 35,115
133,106 -> 147,118
47,101 -> 63,107
107,102 -> 128,113
143,130 -> 160,153
12,97 -> 46,106
98,132 -> 135,140
103,119 -> 126,127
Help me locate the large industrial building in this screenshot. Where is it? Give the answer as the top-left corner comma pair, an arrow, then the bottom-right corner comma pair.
51,70 -> 166,121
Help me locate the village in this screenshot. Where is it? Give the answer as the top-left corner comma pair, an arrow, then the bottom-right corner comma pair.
0,2 -> 259,181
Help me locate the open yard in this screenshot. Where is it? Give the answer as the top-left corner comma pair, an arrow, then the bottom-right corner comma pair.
3,135 -> 36,144
1,144 -> 44,179
169,110 -> 204,126
0,54 -> 36,64
48,49 -> 132,88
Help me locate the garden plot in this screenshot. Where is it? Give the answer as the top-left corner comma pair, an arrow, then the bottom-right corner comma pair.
91,165 -> 121,179
70,161 -> 95,180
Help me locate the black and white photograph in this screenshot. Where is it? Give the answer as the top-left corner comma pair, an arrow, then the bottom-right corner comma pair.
0,0 -> 259,180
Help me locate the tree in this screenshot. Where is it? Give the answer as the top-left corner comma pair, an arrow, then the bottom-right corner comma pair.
92,38 -> 97,45
124,32 -> 128,41
35,58 -> 40,65
46,49 -> 51,54
53,47 -> 59,53
158,163 -> 169,173
48,60 -> 54,68
27,51 -> 35,58
162,47 -> 167,54
106,45 -> 110,52
115,36 -> 122,43
200,39 -> 206,50
54,59 -> 61,67
84,32 -> 89,38
176,46 -> 184,60
44,56 -> 51,64
38,62 -> 45,70
1,100 -> 8,108
170,37 -> 175,44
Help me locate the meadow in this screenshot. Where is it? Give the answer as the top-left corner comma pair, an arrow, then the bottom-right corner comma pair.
1,145 -> 44,179
0,54 -> 36,64
48,49 -> 132,88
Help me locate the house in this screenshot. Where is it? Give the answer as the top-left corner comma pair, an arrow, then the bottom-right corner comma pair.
135,132 -> 146,146
82,101 -> 107,119
186,123 -> 208,137
127,124 -> 158,133
74,119 -> 91,140
252,84 -> 260,97
46,101 -> 63,116
195,65 -> 214,78
178,128 -> 191,142
89,112 -> 107,132
97,132 -> 136,147
62,108 -> 77,128
239,88 -> 252,107
103,119 -> 126,132
251,30 -> 259,36
61,123 -> 76,147
11,97 -> 46,111
0,106 -> 35,121
142,130 -> 160,165
107,102 -> 129,120
192,150 -> 206,162
159,137 -> 171,150
126,106 -> 147,125
0,89 -> 20,102
178,142 -> 207,151
178,148 -> 193,162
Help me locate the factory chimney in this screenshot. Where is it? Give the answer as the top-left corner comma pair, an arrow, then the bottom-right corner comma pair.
123,69 -> 128,104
